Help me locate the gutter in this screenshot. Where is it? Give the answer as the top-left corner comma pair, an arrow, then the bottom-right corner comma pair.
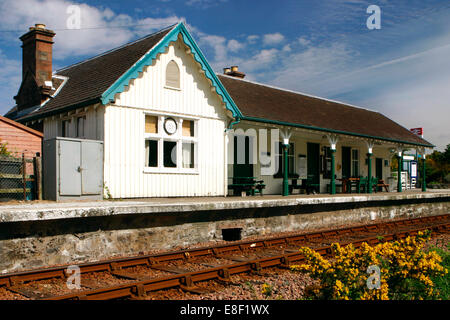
227,117 -> 241,130
240,116 -> 434,148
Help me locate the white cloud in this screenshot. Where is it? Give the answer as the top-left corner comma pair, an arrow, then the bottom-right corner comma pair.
270,42 -> 354,91
282,44 -> 292,52
197,34 -> 228,64
263,33 -> 285,46
185,0 -> 228,9
227,39 -> 244,52
0,0 -> 181,59
247,35 -> 259,43
298,37 -> 311,47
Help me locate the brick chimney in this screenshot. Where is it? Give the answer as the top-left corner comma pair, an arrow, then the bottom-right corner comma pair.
14,24 -> 55,111
223,66 -> 245,78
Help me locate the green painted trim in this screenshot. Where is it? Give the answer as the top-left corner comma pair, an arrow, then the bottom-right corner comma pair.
422,158 -> 426,192
282,143 -> 289,196
16,98 -> 101,124
227,117 -> 241,130
398,154 -> 403,192
330,149 -> 336,195
240,116 -> 434,148
101,22 -> 242,119
367,153 -> 372,194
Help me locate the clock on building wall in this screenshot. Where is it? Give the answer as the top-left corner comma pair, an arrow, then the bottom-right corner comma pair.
164,117 -> 177,135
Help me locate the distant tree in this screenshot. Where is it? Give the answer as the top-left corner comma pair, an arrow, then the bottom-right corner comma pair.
425,145 -> 450,183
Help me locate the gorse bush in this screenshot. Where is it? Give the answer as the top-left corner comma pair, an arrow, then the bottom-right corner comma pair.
290,230 -> 447,300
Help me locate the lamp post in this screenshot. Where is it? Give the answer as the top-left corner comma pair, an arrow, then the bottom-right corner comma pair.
422,154 -> 426,192
282,139 -> 289,196
397,151 -> 403,192
327,135 -> 339,195
330,147 -> 336,195
367,151 -> 372,194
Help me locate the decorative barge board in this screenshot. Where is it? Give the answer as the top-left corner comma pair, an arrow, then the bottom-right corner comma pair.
0,191 -> 449,273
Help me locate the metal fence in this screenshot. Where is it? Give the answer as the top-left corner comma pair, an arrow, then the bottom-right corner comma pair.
0,154 -> 42,202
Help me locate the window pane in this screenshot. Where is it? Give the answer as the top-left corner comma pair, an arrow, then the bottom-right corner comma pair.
182,120 -> 194,137
145,140 -> 158,167
163,141 -> 177,167
288,143 -> 295,174
182,142 -> 195,168
145,115 -> 158,134
77,116 -> 86,138
62,120 -> 70,137
288,156 -> 295,174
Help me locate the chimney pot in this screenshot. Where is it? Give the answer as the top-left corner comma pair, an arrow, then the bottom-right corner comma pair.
35,23 -> 46,29
223,65 -> 245,79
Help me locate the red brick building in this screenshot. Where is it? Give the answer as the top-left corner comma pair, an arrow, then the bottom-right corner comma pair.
0,115 -> 43,158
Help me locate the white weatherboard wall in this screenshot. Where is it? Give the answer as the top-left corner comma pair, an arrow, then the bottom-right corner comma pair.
42,105 -> 104,141
104,38 -> 228,198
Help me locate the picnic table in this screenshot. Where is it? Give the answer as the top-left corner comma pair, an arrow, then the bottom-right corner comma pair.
228,177 -> 265,196
338,177 -> 360,193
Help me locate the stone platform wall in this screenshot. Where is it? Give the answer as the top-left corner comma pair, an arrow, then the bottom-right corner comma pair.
1,195 -> 449,273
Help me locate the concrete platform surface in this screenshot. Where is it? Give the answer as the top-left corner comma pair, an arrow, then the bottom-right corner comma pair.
0,190 -> 449,223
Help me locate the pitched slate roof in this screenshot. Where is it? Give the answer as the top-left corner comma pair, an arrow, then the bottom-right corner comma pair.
12,25 -> 175,121
218,74 -> 433,147
7,21 -> 432,148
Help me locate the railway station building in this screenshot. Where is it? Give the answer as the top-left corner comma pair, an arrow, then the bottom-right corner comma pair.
5,22 -> 433,200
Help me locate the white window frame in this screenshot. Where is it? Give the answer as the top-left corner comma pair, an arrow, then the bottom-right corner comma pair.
164,60 -> 182,91
143,112 -> 198,174
60,118 -> 71,137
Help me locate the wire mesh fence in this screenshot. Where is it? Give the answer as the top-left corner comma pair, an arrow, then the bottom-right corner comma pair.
0,153 -> 41,202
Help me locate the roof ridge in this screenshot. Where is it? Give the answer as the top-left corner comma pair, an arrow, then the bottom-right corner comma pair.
217,73 -> 380,114
55,23 -> 178,74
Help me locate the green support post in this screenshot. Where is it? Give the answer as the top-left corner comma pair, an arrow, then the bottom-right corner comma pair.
330,149 -> 336,195
367,152 -> 372,194
397,154 -> 402,192
422,156 -> 426,192
283,143 -> 289,196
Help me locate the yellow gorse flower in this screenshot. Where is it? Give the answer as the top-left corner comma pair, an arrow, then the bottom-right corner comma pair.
290,230 -> 447,300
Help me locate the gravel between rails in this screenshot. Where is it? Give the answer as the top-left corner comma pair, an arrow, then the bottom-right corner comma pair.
0,223 -> 447,300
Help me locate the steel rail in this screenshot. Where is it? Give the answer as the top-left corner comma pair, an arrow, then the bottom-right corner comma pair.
42,221 -> 450,300
1,213 -> 448,288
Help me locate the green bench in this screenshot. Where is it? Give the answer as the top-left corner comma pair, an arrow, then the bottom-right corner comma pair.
228,177 -> 265,196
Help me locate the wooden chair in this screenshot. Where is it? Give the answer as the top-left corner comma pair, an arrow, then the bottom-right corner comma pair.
357,177 -> 368,193
376,179 -> 389,192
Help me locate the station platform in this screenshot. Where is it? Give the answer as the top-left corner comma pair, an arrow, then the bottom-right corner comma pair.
1,190 -> 449,273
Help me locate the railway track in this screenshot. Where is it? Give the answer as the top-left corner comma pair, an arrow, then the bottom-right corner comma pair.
1,214 -> 449,300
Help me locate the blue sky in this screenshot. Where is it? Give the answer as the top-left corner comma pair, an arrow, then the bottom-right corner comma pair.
0,0 -> 449,150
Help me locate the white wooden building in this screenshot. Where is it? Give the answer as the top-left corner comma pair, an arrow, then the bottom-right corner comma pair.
6,23 -> 434,199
